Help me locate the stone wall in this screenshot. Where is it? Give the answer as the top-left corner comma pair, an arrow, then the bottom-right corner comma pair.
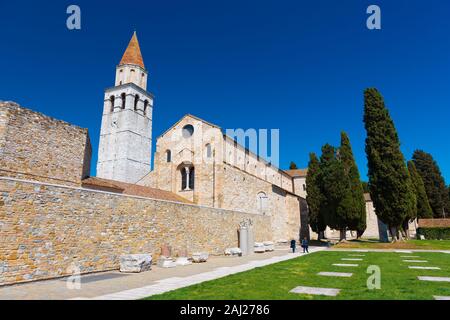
220,163 -> 301,241
0,102 -> 91,186
0,177 -> 271,286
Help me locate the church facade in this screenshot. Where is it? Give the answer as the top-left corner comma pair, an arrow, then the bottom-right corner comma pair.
96,32 -> 307,242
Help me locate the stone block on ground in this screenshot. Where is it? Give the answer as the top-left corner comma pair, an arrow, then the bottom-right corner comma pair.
192,252 -> 209,263
254,242 -> 265,253
224,248 -> 242,256
263,241 -> 274,252
157,257 -> 177,268
175,257 -> 192,266
119,254 -> 152,273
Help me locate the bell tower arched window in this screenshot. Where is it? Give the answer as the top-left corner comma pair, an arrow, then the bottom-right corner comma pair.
121,93 -> 126,109
110,96 -> 115,112
144,100 -> 149,116
134,94 -> 139,111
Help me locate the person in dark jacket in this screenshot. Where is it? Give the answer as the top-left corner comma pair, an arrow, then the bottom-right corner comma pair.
290,239 -> 296,253
301,237 -> 309,253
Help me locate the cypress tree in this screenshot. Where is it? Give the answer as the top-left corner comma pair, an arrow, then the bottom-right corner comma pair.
339,132 -> 366,238
363,88 -> 416,241
305,153 -> 326,239
319,144 -> 349,240
289,161 -> 298,170
407,161 -> 433,219
412,150 -> 448,218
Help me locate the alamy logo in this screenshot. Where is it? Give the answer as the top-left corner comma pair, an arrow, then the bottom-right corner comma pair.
366,265 -> 381,289
366,5 -> 381,30
66,5 -> 81,30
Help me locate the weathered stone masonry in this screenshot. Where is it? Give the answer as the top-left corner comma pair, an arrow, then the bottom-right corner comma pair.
0,178 -> 271,286
0,102 -> 91,186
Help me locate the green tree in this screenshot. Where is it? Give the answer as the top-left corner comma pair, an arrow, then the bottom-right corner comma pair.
305,153 -> 326,239
319,144 -> 349,240
289,161 -> 298,170
412,150 -> 448,218
407,161 -> 433,219
363,88 -> 416,241
339,132 -> 366,238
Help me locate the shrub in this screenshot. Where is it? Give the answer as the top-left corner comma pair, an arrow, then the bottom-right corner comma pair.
416,227 -> 450,240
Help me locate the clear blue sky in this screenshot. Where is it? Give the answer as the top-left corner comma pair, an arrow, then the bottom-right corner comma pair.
0,0 -> 449,183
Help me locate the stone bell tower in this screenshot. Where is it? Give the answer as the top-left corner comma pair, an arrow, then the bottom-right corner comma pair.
96,32 -> 153,183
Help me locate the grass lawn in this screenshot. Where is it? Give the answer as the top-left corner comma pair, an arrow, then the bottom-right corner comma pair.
146,251 -> 450,300
333,239 -> 450,250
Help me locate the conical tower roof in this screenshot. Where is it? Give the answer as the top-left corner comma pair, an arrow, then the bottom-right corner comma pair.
119,31 -> 145,68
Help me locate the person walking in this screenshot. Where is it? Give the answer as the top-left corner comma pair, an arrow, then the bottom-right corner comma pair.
301,237 -> 309,253
290,239 -> 296,253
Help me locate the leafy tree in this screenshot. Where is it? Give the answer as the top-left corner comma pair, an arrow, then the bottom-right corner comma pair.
407,161 -> 433,219
305,153 -> 326,239
319,144 -> 349,240
289,161 -> 298,170
363,88 -> 416,241
412,150 -> 448,218
339,132 -> 366,238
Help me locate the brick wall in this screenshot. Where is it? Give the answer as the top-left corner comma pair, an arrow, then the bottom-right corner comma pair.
0,177 -> 272,286
0,102 -> 91,186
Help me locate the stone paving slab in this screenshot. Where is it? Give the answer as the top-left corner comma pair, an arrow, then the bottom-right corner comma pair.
318,272 -> 353,277
348,254 -> 365,257
341,258 -> 363,261
332,249 -> 450,253
434,296 -> 450,300
401,256 -> 420,258
290,286 -> 340,296
332,263 -> 359,267
408,266 -> 441,270
403,260 -> 428,263
395,250 -> 413,253
418,276 -> 450,282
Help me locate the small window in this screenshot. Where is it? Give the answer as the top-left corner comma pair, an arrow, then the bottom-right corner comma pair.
110,96 -> 115,112
166,150 -> 171,163
182,124 -> 194,138
303,184 -> 306,191
181,168 -> 187,190
134,94 -> 139,111
144,100 -> 149,116
206,144 -> 212,158
121,93 -> 126,109
189,167 -> 195,190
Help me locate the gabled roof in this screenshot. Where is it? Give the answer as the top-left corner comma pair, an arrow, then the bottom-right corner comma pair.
157,114 -> 221,139
119,31 -> 145,69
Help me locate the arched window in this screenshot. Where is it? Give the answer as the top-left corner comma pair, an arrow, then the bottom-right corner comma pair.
181,167 -> 187,190
189,167 -> 195,190
121,93 -> 126,109
134,94 -> 139,111
166,150 -> 171,163
110,96 -> 115,112
257,192 -> 268,214
180,165 -> 195,191
206,144 -> 212,158
143,100 -> 149,116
